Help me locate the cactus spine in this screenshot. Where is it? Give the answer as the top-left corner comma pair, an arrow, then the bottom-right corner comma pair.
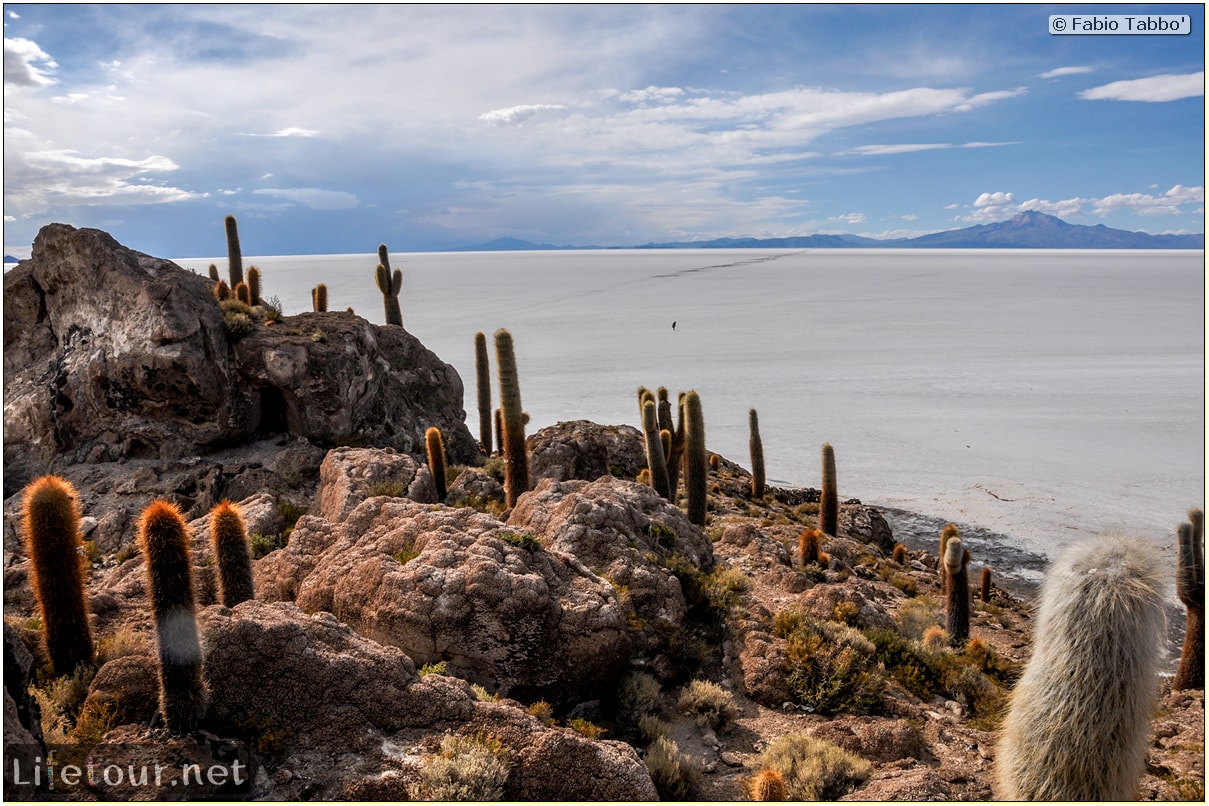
683,390 -> 707,526
819,443 -> 838,536
311,283 -> 328,312
375,244 -> 403,326
224,214 -> 244,289
980,566 -> 992,603
474,332 -> 492,455
209,501 -> 255,608
943,535 -> 971,644
994,534 -> 1166,801
426,426 -> 448,501
246,266 -> 261,306
1174,508 -> 1204,690
495,329 -> 529,507
749,408 -> 765,500
21,475 -> 94,676
138,500 -> 207,734
642,399 -> 671,500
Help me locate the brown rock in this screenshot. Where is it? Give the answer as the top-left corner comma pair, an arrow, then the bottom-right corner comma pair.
528,421 -> 646,483
78,655 -> 159,728
313,446 -> 437,522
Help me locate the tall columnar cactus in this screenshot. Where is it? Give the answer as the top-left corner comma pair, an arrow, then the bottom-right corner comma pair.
246,266 -> 261,307
21,475 -> 94,677
995,534 -> 1166,800
138,500 -> 207,734
494,408 -> 504,456
473,332 -> 493,455
426,426 -> 448,501
819,443 -> 838,536
667,392 -> 687,502
980,567 -> 993,603
209,501 -> 255,608
495,329 -> 529,507
749,408 -> 765,500
656,387 -> 674,435
224,214 -> 244,289
683,390 -> 707,526
642,400 -> 671,500
376,244 -> 403,326
943,535 -> 971,644
312,283 -> 328,312
1174,509 -> 1204,690
939,523 -> 959,584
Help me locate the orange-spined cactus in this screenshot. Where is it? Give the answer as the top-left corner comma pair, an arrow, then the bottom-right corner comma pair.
209,501 -> 255,608
1174,509 -> 1204,690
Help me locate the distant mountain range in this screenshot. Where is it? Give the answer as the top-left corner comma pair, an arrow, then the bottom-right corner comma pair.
457,211 -> 1203,251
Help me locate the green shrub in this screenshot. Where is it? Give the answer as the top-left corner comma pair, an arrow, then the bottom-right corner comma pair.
676,679 -> 739,731
418,661 -> 448,677
773,611 -> 884,715
864,627 -> 949,701
499,531 -> 541,551
644,735 -> 698,800
248,532 -> 288,560
757,733 -> 873,800
526,700 -> 554,724
370,480 -> 407,498
700,564 -> 751,620
896,597 -> 941,640
411,733 -> 511,801
568,718 -> 606,739
638,714 -> 670,745
618,671 -> 663,722
470,683 -> 500,702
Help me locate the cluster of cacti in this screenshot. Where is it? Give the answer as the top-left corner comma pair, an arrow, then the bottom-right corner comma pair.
748,408 -> 765,500
311,283 -> 328,312
21,475 -> 94,677
375,244 -> 403,326
224,214 -> 244,289
683,390 -> 708,526
426,426 -> 448,500
942,531 -> 971,644
209,501 -> 255,607
495,328 -> 529,507
995,534 -> 1166,800
213,280 -> 231,301
819,443 -> 838,536
138,500 -> 207,734
474,332 -> 492,455
1174,507 -> 1204,690
642,399 -> 671,499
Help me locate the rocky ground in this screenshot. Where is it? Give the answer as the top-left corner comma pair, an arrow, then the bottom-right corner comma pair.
3,421 -> 1204,801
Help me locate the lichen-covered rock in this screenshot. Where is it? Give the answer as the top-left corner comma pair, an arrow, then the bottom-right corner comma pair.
314,446 -> 437,522
284,496 -> 630,704
528,421 -> 646,483
718,522 -> 793,567
513,728 -> 658,800
839,502 -> 895,553
446,467 -> 505,509
797,582 -> 897,632
809,717 -> 926,763
254,514 -> 340,602
78,655 -> 159,729
507,476 -> 714,657
736,625 -> 792,707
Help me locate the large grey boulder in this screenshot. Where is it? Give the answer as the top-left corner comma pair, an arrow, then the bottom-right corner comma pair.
3,224 -> 477,491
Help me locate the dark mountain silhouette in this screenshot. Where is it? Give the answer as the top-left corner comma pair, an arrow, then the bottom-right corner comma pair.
454,211 -> 1202,251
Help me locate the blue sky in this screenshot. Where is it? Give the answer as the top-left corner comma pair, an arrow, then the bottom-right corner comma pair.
3,3 -> 1204,258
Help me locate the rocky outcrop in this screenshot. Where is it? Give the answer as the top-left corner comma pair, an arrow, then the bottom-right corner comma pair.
313,447 -> 437,522
507,476 -> 714,658
3,224 -> 477,491
528,421 -> 647,483
264,497 -> 631,704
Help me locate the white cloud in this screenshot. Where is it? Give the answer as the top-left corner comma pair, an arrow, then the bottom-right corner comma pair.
6,149 -> 197,209
619,86 -> 684,104
4,37 -> 58,87
960,185 -> 1205,222
246,127 -> 321,137
843,141 -> 1014,156
253,187 -> 360,210
1039,66 -> 1093,79
954,87 -> 1027,111
831,212 -> 866,224
1091,185 -> 1205,217
1080,72 -> 1204,102
479,104 -> 566,124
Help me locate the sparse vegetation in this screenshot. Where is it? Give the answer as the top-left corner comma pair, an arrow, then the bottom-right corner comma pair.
411,733 -> 511,801
644,735 -> 699,800
677,679 -> 739,731
756,733 -> 873,800
773,610 -> 884,715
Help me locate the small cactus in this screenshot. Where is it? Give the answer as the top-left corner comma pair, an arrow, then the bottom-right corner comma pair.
494,408 -> 504,456
819,443 -> 838,536
980,567 -> 993,603
746,768 -> 787,801
375,244 -> 403,326
21,475 -> 94,676
943,535 -> 971,644
474,332 -> 492,455
656,387 -> 674,434
224,214 -> 244,289
683,390 -> 707,526
892,544 -> 907,565
311,283 -> 328,312
799,528 -> 823,567
138,500 -> 207,734
495,329 -> 529,507
749,408 -> 765,500
209,501 -> 255,607
234,281 -> 251,306
1174,508 -> 1204,690
246,266 -> 261,306
207,264 -> 219,282
213,280 -> 231,301
642,400 -> 671,500
426,426 -> 448,501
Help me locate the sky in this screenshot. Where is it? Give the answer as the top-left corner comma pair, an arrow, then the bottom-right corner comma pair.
3,3 -> 1205,258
